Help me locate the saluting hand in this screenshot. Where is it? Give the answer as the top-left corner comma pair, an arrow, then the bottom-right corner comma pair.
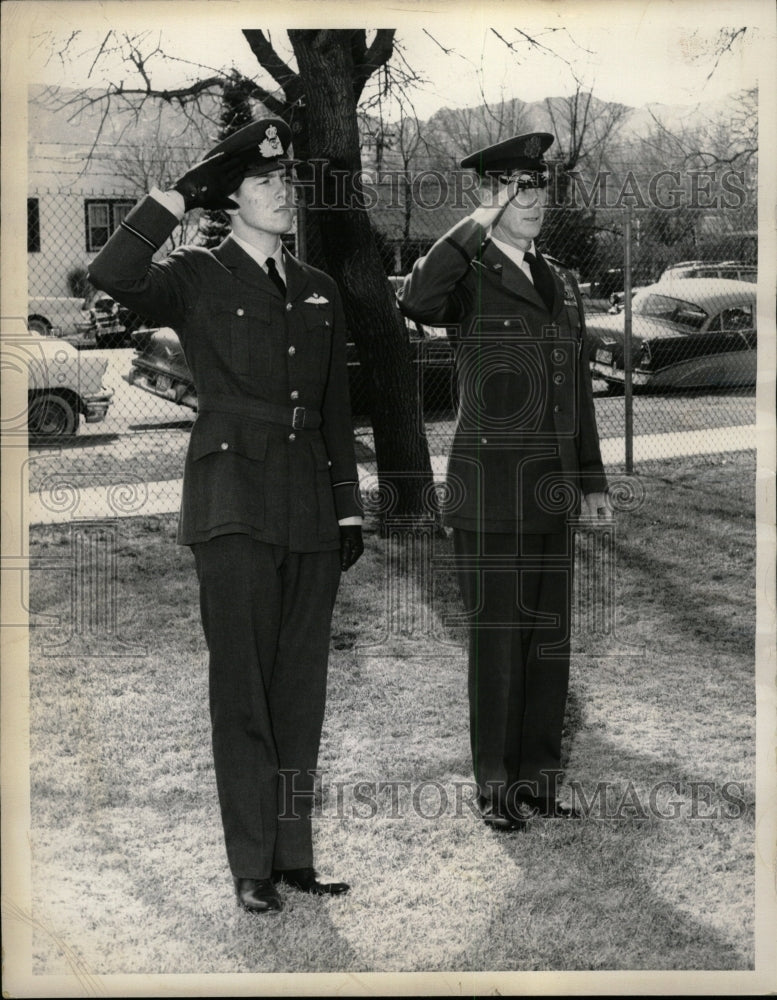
469,179 -> 514,230
173,149 -> 253,212
339,525 -> 364,572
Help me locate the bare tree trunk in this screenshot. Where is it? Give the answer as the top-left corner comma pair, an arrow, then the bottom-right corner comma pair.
289,30 -> 436,523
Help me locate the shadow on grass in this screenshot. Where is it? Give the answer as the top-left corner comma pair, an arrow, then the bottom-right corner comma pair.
614,539 -> 754,657
467,816 -> 752,971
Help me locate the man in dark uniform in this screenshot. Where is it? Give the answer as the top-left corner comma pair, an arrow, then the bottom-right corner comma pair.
89,119 -> 363,912
398,132 -> 609,830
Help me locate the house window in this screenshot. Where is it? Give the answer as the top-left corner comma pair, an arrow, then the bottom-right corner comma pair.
84,199 -> 134,252
28,198 -> 40,253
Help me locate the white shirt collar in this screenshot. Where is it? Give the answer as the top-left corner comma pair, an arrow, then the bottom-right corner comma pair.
489,236 -> 535,271
229,232 -> 285,279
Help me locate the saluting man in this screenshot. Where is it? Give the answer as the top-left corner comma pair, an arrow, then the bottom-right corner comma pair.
90,119 -> 363,913
398,132 -> 609,830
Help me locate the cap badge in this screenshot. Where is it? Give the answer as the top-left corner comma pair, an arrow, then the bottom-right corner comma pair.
524,135 -> 542,158
258,125 -> 283,158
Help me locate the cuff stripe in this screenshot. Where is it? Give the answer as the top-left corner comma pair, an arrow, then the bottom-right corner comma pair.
121,220 -> 160,250
444,236 -> 473,265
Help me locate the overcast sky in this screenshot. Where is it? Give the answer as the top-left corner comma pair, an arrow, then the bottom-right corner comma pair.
24,0 -> 767,118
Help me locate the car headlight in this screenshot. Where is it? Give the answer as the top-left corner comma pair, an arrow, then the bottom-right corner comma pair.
639,341 -> 652,365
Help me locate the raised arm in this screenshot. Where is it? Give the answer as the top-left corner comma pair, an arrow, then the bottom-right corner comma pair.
397,183 -> 512,325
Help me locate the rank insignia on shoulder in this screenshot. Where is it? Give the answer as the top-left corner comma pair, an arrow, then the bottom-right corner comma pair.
304,293 -> 330,305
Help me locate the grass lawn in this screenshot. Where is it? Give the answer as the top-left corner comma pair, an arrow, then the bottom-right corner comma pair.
24,451 -> 757,981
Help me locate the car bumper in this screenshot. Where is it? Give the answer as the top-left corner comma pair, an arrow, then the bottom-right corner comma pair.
590,361 -> 652,386
124,367 -> 197,409
82,388 -> 114,423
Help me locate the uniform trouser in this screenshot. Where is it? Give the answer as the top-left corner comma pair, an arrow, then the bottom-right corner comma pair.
452,527 -> 573,807
191,534 -> 341,879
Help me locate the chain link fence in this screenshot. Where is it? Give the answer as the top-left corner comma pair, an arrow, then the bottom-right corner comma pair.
23,175 -> 757,519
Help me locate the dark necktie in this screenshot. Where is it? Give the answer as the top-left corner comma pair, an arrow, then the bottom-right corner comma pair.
523,251 -> 555,313
265,256 -> 286,297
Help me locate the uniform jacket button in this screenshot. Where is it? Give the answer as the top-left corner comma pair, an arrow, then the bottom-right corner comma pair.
552,349 -> 566,363
289,432 -> 296,441
288,345 -> 296,355
553,405 -> 561,412
481,437 -> 488,444
554,373 -> 565,384
220,441 -> 229,450
290,390 -> 299,400
286,302 -> 293,311
236,308 -> 244,316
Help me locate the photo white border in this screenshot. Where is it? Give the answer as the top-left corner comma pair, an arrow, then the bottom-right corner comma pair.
2,1 -> 776,995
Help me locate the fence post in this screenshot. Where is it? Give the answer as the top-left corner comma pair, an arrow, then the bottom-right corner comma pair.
623,205 -> 634,474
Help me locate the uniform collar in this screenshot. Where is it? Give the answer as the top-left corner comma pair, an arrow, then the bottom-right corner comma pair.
489,236 -> 535,271
228,232 -> 286,280
479,239 -> 560,316
214,234 -> 311,303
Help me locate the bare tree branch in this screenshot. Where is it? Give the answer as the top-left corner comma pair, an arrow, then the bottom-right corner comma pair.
422,29 -> 453,56
703,27 -> 748,81
241,29 -> 300,94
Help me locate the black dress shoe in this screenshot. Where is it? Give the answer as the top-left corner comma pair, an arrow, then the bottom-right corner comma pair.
272,866 -> 350,895
479,803 -> 527,832
234,877 -> 283,913
515,795 -> 582,819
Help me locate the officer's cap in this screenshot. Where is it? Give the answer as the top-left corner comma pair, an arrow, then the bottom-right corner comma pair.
206,117 -> 292,177
460,131 -> 554,180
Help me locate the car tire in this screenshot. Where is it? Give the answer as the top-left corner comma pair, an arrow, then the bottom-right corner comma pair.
28,392 -> 78,437
28,317 -> 52,336
603,381 -> 625,397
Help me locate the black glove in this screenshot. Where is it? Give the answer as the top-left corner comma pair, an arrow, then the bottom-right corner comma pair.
173,150 -> 252,212
339,525 -> 364,572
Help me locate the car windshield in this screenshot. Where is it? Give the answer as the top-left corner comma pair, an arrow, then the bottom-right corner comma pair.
632,291 -> 708,330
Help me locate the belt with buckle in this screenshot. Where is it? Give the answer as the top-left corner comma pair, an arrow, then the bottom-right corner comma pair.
198,394 -> 322,429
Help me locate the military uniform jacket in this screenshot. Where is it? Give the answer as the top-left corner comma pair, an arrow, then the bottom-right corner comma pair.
398,218 -> 607,532
89,196 -> 362,550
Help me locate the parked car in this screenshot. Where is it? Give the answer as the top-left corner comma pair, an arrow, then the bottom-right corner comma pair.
124,326 -> 197,410
657,260 -> 756,283
27,296 -> 94,338
588,278 -> 757,393
608,260 -> 757,312
80,293 -> 149,348
26,330 -> 113,437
